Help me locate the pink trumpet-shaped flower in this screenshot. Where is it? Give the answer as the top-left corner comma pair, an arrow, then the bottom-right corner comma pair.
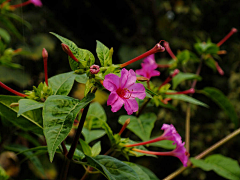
103,68 -> 146,115
30,0 -> 42,6
132,142 -> 189,167
136,54 -> 160,79
125,124 -> 182,147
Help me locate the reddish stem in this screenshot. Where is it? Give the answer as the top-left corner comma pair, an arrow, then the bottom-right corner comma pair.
125,136 -> 165,147
215,62 -> 224,75
0,82 -> 27,97
10,1 -> 31,8
158,69 -> 180,90
165,88 -> 195,95
157,64 -> 171,68
119,118 -> 130,136
120,41 -> 165,68
217,28 -> 238,47
132,148 -> 173,156
42,48 -> 48,86
163,41 -> 177,60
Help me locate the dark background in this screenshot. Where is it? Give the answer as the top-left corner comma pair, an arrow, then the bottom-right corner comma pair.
1,0 -> 240,179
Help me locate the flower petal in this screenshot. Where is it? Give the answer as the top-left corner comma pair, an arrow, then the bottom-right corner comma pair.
120,68 -> 136,88
173,142 -> 188,167
124,99 -> 138,115
103,74 -> 120,92
107,92 -> 119,106
111,96 -> 124,112
128,83 -> 146,99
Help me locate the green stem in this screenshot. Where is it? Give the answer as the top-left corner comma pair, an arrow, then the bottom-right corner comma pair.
164,127 -> 240,179
136,98 -> 150,118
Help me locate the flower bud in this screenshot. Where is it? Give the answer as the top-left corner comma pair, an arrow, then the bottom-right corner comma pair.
90,64 -> 100,74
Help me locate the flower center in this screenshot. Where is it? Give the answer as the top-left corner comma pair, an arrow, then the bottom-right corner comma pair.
116,88 -> 131,99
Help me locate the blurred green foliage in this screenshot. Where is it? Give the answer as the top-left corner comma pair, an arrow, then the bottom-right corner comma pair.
0,0 -> 240,179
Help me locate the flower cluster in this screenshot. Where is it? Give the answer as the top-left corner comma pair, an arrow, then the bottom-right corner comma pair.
125,124 -> 189,167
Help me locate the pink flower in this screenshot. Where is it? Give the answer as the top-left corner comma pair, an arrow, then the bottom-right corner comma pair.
136,54 -> 160,79
103,68 -> 146,115
171,142 -> 189,167
161,124 -> 182,145
30,0 -> 42,7
125,123 -> 182,147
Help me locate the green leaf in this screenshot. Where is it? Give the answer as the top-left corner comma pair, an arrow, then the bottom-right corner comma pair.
202,87 -> 239,127
137,165 -> 160,180
0,27 -> 10,43
194,42 -> 219,55
100,120 -> 116,145
73,48 -> 95,68
176,50 -> 190,64
124,162 -> 151,180
0,166 -> 9,180
50,32 -> 79,70
84,79 -> 95,96
172,72 -> 202,89
91,141 -> 101,157
75,73 -> 88,84
65,145 -> 85,160
190,154 -> 240,180
165,94 -> 208,107
0,95 -> 43,134
149,140 -> 176,150
79,139 -> 92,156
43,93 -> 95,162
96,40 -> 112,67
18,99 -> 43,117
85,102 -> 107,129
118,113 -> 157,141
82,128 -> 106,144
86,155 -> 140,180
48,71 -> 76,95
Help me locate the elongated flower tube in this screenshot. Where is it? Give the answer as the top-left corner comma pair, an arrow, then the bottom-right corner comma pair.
217,28 -> 237,47
136,54 -> 160,79
120,41 -> 165,68
61,43 -> 79,63
132,142 -> 189,167
125,124 -> 182,147
10,0 -> 42,9
215,62 -> 224,76
0,82 -> 27,97
163,41 -> 177,61
42,48 -> 48,86
165,88 -> 195,95
119,118 -> 130,135
103,68 -> 146,115
158,69 -> 180,90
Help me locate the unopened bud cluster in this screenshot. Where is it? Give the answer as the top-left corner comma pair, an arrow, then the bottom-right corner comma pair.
25,82 -> 52,102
